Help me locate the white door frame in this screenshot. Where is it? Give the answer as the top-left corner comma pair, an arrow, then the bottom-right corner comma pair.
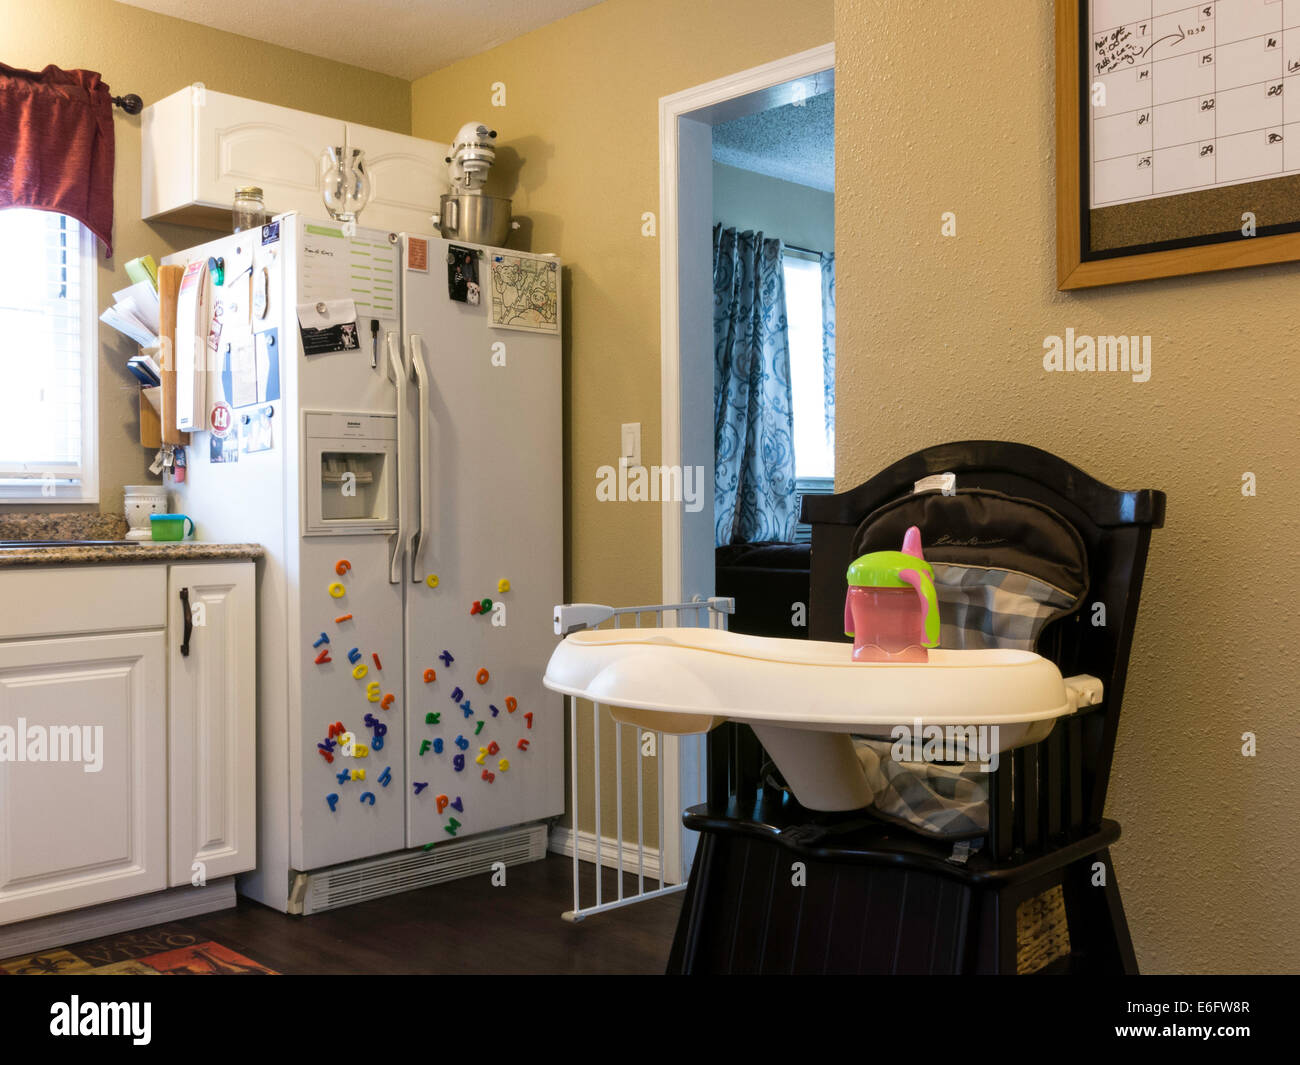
655,43 -> 835,879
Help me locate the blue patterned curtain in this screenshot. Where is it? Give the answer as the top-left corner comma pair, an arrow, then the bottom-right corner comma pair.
713,225 -> 795,546
819,251 -> 836,446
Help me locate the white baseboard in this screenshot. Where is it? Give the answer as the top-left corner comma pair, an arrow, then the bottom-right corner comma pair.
548,825 -> 673,882
0,879 -> 237,959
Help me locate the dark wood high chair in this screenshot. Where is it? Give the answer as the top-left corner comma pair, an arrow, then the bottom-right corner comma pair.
667,441 -> 1165,974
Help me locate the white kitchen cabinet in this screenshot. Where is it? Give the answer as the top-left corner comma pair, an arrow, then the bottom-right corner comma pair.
345,121 -> 448,237
142,85 -> 450,235
167,563 -> 256,888
0,631 -> 167,926
143,85 -> 342,230
0,559 -> 256,930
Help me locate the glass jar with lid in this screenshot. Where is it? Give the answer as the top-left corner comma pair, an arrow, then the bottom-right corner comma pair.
232,186 -> 267,233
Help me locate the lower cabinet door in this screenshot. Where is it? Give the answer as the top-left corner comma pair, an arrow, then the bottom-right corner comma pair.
168,563 -> 256,887
0,631 -> 167,926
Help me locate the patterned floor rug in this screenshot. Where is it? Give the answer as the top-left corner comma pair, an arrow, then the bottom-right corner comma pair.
0,924 -> 276,975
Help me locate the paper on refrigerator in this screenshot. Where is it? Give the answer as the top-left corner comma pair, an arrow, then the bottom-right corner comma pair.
174,258 -> 209,431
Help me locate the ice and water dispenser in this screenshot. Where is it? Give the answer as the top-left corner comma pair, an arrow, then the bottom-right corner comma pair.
303,411 -> 398,535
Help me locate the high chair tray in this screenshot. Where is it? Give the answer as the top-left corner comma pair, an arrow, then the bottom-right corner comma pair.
545,628 -> 1099,811
544,627 -> 1073,731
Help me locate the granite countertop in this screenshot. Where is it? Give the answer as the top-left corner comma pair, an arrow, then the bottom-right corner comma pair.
0,512 -> 263,568
0,541 -> 265,567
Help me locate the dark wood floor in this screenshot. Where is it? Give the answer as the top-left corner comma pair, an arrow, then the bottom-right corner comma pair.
60,856 -> 683,975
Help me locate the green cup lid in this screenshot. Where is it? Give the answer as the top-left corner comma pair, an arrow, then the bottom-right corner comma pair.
846,550 -> 934,588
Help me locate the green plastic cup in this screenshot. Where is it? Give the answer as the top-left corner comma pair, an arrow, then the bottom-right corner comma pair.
150,513 -> 194,541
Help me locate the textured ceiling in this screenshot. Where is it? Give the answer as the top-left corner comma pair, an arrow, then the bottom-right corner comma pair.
115,0 -> 605,81
712,90 -> 834,193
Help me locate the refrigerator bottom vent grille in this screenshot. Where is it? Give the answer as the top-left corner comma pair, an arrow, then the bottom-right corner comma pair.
298,823 -> 548,914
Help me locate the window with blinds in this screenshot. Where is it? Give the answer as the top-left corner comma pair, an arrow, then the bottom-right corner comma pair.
0,209 -> 98,502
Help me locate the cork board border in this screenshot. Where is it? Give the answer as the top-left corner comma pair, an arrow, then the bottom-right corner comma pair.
1056,0 -> 1300,289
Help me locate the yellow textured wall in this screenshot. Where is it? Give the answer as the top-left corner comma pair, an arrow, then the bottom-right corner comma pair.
836,0 -> 1298,974
411,0 -> 834,838
0,0 -> 411,515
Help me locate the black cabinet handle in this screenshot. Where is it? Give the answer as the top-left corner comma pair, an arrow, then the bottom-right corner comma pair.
180,587 -> 193,657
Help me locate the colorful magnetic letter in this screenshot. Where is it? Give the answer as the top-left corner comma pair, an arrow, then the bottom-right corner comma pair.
490,704 -> 500,717
335,614 -> 353,623
439,650 -> 454,667
481,598 -> 492,612
497,578 -> 510,594
487,741 -> 500,756
505,697 -> 518,713
470,601 -> 481,615
450,686 -> 464,702
524,712 -> 533,729
426,574 -> 439,588
476,668 -> 489,685
498,759 -> 510,772
455,735 -> 469,750
337,769 -> 351,784
445,818 -> 460,836
432,738 -> 444,754
347,648 -> 362,664
335,559 -> 352,576
424,668 -> 437,683
453,754 -> 465,771
360,791 -> 375,805
378,767 -> 392,787
366,681 -> 382,701
327,793 -> 339,811
353,663 -> 369,680
425,712 -> 441,725
481,770 -> 495,783
413,781 -> 428,794
450,797 -> 463,812
436,794 -> 450,814
372,652 -> 383,670
314,648 -> 332,664
419,740 -> 431,756
381,693 -> 395,710
328,582 -> 346,598
474,720 -> 484,735
313,633 -> 330,648
517,738 -> 530,751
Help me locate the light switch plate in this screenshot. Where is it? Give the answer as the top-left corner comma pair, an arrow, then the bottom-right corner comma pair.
620,422 -> 641,469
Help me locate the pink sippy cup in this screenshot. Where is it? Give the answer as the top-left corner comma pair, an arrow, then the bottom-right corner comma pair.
843,526 -> 940,663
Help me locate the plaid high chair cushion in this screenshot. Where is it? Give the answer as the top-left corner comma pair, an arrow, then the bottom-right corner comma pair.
847,488 -> 1089,840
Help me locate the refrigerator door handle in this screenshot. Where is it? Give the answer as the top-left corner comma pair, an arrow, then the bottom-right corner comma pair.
409,333 -> 433,582
387,331 -> 407,584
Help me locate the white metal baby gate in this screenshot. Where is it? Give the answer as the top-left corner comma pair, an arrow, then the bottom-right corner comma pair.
552,597 -> 734,921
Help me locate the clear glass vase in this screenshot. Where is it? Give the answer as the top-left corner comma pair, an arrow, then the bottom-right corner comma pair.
320,147 -> 372,223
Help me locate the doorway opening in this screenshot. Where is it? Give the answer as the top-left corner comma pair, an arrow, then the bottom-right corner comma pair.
655,45 -> 834,852
658,44 -> 835,612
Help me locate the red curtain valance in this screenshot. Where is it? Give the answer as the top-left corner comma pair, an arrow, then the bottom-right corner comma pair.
0,64 -> 115,256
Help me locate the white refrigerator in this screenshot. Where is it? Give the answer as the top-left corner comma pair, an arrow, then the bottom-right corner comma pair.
166,213 -> 563,912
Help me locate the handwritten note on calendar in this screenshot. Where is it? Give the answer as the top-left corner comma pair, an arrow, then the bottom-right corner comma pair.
1089,0 -> 1300,207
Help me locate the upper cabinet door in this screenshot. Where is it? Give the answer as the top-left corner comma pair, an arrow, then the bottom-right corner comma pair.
197,90 -> 343,222
143,85 -> 344,229
168,563 -> 256,888
0,631 -> 166,926
346,123 -> 450,236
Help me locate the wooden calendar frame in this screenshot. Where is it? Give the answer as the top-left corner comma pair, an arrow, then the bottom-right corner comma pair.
1056,0 -> 1300,288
